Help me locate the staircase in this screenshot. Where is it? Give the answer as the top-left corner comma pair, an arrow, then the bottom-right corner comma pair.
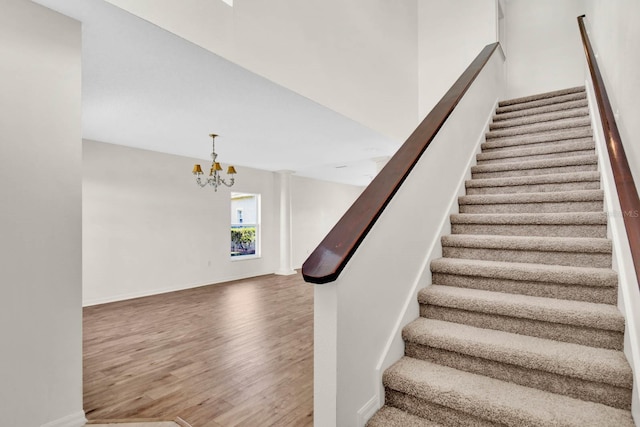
367,86 -> 636,426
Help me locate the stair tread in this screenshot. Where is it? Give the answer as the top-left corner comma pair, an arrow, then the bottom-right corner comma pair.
482,130 -> 593,151
490,107 -> 589,130
460,189 -> 604,205
418,285 -> 625,331
366,405 -> 443,427
466,171 -> 600,188
403,318 -> 632,387
471,154 -> 598,173
494,99 -> 589,121
384,357 -> 634,427
442,234 -> 611,253
476,140 -> 595,162
496,92 -> 588,116
430,257 -> 617,287
499,86 -> 586,107
450,212 -> 607,225
486,117 -> 591,139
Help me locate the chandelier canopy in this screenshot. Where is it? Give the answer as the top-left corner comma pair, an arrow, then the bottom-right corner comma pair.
192,133 -> 237,191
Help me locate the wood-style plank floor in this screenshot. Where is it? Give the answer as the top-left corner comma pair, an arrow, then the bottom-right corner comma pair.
83,273 -> 313,427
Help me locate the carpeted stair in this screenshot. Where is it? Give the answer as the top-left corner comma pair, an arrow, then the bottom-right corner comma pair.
367,86 -> 636,426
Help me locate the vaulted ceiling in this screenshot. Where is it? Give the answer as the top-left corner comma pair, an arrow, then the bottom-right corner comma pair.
34,0 -> 400,186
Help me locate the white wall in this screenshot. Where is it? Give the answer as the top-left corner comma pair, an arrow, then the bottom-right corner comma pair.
83,140 -> 278,305
314,47 -> 505,427
103,0 -> 420,141
418,0 -> 498,117
0,1 -> 84,426
583,0 -> 640,190
504,0 -> 586,98
581,2 -> 640,420
291,176 -> 363,269
83,140 -> 361,306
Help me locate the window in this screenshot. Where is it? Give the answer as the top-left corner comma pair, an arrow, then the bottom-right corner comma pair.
230,192 -> 259,258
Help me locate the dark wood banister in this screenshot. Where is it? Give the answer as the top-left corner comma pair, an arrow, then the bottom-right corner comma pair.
302,42 -> 501,284
578,15 -> 640,290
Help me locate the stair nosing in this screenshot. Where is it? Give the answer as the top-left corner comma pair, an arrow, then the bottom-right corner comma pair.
459,189 -> 604,205
499,86 -> 586,107
482,132 -> 593,151
450,212 -> 607,225
441,234 -> 612,254
384,357 -> 633,427
418,284 -> 625,331
490,107 -> 590,130
466,171 -> 601,188
430,257 -> 617,287
471,154 -> 598,173
493,99 -> 589,121
476,141 -> 595,161
403,317 -> 632,387
486,117 -> 591,139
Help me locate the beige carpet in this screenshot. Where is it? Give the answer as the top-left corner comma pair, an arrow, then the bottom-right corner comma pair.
367,86 -> 635,426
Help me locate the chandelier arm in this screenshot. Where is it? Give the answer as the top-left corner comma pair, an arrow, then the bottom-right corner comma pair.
219,177 -> 235,187
195,177 -> 209,188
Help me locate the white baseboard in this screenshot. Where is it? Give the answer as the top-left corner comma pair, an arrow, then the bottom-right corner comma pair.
41,410 -> 86,427
357,395 -> 379,427
275,269 -> 297,276
82,271 -> 276,306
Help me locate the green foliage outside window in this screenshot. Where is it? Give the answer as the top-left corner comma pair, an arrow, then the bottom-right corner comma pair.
231,226 -> 256,256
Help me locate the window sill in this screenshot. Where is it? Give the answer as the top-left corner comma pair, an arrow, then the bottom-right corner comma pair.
230,254 -> 261,262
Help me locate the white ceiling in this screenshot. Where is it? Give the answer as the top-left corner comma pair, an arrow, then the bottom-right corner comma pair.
33,0 -> 399,186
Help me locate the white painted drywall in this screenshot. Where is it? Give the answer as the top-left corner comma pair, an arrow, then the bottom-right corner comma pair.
584,79 -> 640,424
83,140 -> 361,305
314,48 -> 505,427
418,0 -> 498,117
504,0 -> 586,99
581,2 -> 640,420
0,1 -> 84,425
83,140 -> 278,305
103,0 -> 420,141
582,1 -> 640,193
291,176 -> 363,269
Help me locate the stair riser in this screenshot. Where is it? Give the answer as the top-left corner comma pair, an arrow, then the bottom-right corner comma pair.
459,201 -> 604,214
494,100 -> 589,121
442,247 -> 611,268
479,138 -> 595,157
472,164 -> 598,179
486,122 -> 591,140
431,272 -> 617,304
476,149 -> 595,165
490,110 -> 589,130
420,305 -> 623,350
478,142 -> 595,160
385,389 -> 499,427
482,135 -> 593,153
482,139 -> 594,156
465,181 -> 600,195
497,92 -> 586,113
365,406 -> 444,427
451,223 -> 607,238
405,343 -> 631,410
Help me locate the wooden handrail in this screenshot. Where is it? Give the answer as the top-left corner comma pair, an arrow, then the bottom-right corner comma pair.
578,15 -> 640,289
302,42 -> 501,284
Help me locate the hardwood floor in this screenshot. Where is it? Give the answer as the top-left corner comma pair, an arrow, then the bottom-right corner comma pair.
83,273 -> 313,427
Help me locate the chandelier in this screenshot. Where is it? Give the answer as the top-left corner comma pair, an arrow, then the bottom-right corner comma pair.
192,133 -> 237,191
